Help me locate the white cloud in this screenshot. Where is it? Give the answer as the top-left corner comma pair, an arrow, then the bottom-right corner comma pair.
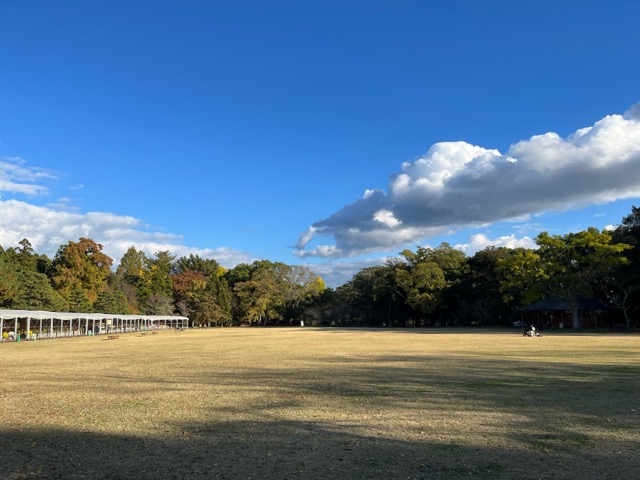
454,233 -> 536,256
295,226 -> 317,250
297,103 -> 640,257
0,156 -> 56,195
0,199 -> 253,268
45,197 -> 79,211
304,256 -> 391,288
304,232 -> 538,288
295,244 -> 343,259
373,209 -> 402,228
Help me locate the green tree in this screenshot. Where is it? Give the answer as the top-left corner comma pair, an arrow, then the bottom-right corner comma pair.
116,246 -> 147,285
68,285 -> 92,312
424,243 -> 468,325
210,275 -> 232,325
94,289 -> 130,314
175,254 -> 221,278
233,267 -> 278,325
301,287 -> 339,326
191,276 -> 232,327
333,267 -> 379,326
536,228 -> 630,329
0,240 -> 65,311
500,229 -> 630,329
607,206 -> 640,328
190,293 -> 223,326
114,247 -> 149,313
144,250 -> 175,298
346,264 -> 405,326
461,247 -> 514,326
426,243 -> 468,281
396,248 -> 447,324
497,248 -> 547,308
224,263 -> 253,287
272,264 -> 325,324
0,255 -> 21,307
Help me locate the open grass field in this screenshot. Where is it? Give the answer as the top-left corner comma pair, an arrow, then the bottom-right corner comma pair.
1,328 -> 639,479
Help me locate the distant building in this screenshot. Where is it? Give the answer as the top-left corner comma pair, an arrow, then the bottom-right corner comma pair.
517,296 -> 616,329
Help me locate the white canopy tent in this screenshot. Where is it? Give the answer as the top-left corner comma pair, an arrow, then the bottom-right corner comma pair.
0,309 -> 189,341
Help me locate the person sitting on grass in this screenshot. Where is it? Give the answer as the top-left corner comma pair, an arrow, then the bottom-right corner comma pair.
524,324 -> 541,337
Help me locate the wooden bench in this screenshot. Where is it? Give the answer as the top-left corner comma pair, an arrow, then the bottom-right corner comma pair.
108,335 -> 120,340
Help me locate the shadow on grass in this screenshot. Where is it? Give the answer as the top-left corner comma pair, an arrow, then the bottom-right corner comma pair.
4,355 -> 640,480
5,326 -> 640,480
2,415 -> 638,480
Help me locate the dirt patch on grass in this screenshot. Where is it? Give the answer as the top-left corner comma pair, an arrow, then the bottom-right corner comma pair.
1,328 -> 639,479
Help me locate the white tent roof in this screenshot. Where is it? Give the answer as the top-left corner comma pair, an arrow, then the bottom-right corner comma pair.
0,309 -> 188,322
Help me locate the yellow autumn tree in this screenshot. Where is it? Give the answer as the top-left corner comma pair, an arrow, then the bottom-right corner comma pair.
50,237 -> 113,309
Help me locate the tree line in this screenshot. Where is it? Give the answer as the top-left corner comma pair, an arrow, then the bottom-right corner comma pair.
321,207 -> 639,329
1,207 -> 639,329
0,239 -> 325,327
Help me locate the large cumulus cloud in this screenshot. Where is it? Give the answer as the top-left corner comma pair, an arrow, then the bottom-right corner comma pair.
295,104 -> 640,258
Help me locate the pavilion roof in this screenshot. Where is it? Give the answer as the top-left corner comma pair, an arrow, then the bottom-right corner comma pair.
518,296 -> 610,312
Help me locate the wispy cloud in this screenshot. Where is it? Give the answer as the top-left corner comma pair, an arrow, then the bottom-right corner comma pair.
0,199 -> 253,268
0,156 -> 56,195
296,103 -> 640,258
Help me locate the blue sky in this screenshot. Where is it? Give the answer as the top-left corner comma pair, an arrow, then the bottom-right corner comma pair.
1,1 -> 640,287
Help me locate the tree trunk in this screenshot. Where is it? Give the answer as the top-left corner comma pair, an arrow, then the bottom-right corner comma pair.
624,309 -> 631,330
572,306 -> 581,329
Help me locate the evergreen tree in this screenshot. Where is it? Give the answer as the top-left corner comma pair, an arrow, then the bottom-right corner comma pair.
0,240 -> 65,311
144,250 -> 175,298
68,285 -> 92,313
94,290 -> 130,314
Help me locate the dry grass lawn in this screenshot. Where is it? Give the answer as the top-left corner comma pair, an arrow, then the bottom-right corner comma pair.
1,327 -> 639,479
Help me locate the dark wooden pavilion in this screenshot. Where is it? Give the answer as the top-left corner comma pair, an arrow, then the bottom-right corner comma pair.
517,296 -> 615,330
